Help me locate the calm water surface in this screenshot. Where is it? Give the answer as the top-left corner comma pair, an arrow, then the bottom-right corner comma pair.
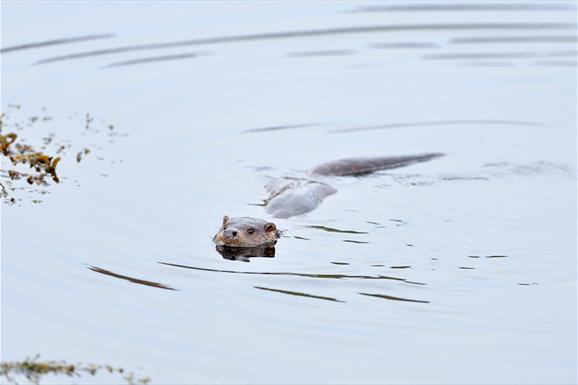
1,2 -> 576,384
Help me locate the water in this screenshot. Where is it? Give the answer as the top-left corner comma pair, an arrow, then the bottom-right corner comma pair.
1,1 -> 576,384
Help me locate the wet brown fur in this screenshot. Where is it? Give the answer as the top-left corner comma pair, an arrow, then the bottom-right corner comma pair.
213,215 -> 281,247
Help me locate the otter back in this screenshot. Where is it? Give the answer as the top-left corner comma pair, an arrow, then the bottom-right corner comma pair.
265,179 -> 337,219
309,153 -> 443,177
263,153 -> 443,218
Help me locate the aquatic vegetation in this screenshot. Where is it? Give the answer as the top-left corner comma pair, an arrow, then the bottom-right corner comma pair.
0,105 -> 125,204
0,355 -> 150,385
10,151 -> 61,183
0,182 -> 7,198
75,148 -> 90,163
0,132 -> 17,154
0,131 -> 61,185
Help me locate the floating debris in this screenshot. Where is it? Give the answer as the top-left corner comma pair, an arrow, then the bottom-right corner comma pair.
76,148 -> 90,163
1,132 -> 61,186
1,105 -> 125,204
0,132 -> 17,154
0,355 -> 150,385
10,152 -> 61,183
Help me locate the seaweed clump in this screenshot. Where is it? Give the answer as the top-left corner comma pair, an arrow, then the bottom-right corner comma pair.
1,105 -> 125,205
0,131 -> 61,184
0,355 -> 150,385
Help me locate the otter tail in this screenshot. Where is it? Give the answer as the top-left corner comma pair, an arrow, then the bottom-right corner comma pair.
309,153 -> 444,177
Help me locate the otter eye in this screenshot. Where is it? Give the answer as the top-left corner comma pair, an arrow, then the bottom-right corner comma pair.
247,228 -> 255,234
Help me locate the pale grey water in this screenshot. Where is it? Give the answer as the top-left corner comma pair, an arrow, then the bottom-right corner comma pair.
1,1 -> 577,384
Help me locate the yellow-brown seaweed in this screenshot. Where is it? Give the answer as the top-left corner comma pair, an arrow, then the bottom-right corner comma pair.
0,355 -> 150,385
0,132 -> 17,155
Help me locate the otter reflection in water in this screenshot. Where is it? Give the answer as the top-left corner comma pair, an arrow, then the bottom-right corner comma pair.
215,245 -> 276,262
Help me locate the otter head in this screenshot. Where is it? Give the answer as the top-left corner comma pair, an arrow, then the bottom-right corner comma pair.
213,215 -> 280,248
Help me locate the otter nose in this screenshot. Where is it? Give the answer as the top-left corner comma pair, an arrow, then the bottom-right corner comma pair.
224,229 -> 238,238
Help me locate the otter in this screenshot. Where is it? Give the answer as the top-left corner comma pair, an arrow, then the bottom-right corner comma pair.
265,153 -> 443,218
214,153 -> 443,248
213,215 -> 281,248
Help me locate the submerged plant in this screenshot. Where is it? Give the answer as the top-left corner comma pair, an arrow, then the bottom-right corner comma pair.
0,105 -> 124,204
0,355 -> 150,385
0,132 -> 17,154
0,132 -> 61,186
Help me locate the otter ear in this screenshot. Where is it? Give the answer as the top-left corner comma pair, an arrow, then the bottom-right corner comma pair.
222,215 -> 230,226
264,222 -> 276,232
